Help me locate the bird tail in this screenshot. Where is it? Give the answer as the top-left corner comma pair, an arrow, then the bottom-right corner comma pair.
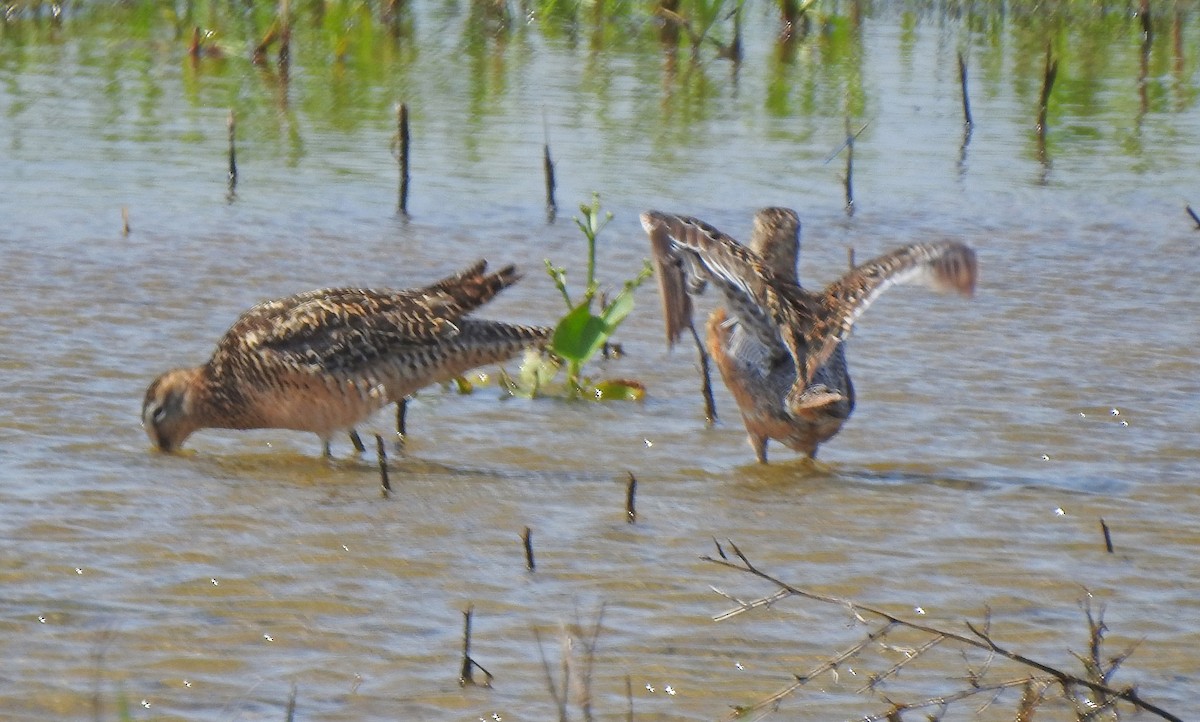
423,260 -> 522,317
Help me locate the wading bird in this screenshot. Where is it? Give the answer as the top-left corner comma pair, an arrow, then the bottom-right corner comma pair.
642,208 -> 977,462
142,260 -> 550,456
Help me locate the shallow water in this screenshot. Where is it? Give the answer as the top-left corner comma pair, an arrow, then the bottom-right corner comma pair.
1,2 -> 1199,720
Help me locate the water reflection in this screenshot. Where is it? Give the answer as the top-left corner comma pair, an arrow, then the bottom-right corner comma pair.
3,1 -> 1192,177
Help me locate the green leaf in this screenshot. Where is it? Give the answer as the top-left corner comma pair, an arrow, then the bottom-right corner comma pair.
600,260 -> 652,331
591,379 -> 646,401
600,286 -> 636,330
551,301 -> 610,364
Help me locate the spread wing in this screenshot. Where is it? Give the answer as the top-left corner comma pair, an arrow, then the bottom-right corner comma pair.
798,241 -> 978,386
641,210 -> 795,356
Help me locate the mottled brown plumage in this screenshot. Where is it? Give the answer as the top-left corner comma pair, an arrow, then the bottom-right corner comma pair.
642,208 -> 977,462
142,260 -> 550,454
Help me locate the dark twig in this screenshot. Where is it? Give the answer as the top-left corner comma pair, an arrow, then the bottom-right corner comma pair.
1034,44 -> 1057,176
459,605 -> 474,685
625,472 -> 637,523
227,109 -> 238,199
395,398 -> 408,446
687,323 -> 718,424
542,110 -> 557,214
844,115 -> 855,215
396,103 -> 410,216
1100,517 -> 1114,553
459,605 -> 494,687
374,434 -> 391,495
958,52 -> 974,172
823,120 -> 870,164
1186,205 -> 1200,229
521,526 -> 535,571
121,206 -> 130,236
1036,44 -> 1058,138
847,246 -> 855,270
958,51 -> 973,127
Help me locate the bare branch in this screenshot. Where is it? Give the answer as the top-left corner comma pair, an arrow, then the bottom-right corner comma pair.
723,622 -> 897,721
711,585 -> 792,622
856,633 -> 948,693
862,677 -> 1046,722
706,543 -> 1183,722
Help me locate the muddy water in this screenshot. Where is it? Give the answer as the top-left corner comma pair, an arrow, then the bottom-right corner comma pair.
1,3 -> 1198,720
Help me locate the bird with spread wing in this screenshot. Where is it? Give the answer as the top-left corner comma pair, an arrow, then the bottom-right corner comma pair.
642,208 -> 978,462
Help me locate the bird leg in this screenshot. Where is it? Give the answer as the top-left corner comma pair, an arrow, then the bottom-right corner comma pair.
395,398 -> 408,450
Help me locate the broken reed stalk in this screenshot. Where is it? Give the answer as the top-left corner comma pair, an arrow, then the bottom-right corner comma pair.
374,434 -> 391,495
688,324 -> 718,424
227,109 -> 238,195
121,206 -> 130,236
396,103 -> 410,215
843,115 -> 855,215
1100,518 -> 1114,553
625,472 -> 637,523
1186,205 -> 1200,229
957,51 -> 973,127
542,112 -> 557,212
1036,44 -> 1058,138
278,0 -> 291,70
847,246 -> 855,270
459,605 -> 494,687
395,398 -> 408,442
1140,0 -> 1152,40
459,605 -> 474,684
521,526 -> 535,571
705,540 -> 1183,722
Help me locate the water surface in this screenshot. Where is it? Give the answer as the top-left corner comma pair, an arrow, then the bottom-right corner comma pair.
1,3 -> 1198,719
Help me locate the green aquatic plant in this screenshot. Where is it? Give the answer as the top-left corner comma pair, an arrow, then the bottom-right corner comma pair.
657,0 -> 744,62
506,195 -> 652,400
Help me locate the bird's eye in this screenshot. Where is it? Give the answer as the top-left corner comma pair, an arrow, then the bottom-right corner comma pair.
152,405 -> 167,425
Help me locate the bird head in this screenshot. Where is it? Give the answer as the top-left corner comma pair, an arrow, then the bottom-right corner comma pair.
142,368 -> 203,452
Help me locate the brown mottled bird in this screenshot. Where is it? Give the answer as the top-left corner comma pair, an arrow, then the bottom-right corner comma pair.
642,208 -> 978,462
142,260 -> 550,455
